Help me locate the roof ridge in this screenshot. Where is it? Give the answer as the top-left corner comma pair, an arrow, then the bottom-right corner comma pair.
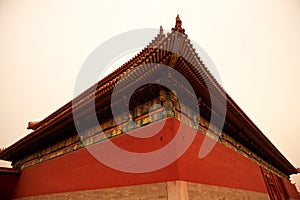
26,30 -> 165,132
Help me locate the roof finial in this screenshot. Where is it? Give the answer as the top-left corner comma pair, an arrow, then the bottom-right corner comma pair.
172,14 -> 185,34
27,121 -> 40,130
159,25 -> 165,40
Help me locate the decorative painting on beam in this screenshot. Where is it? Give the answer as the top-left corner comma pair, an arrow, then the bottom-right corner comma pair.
15,90 -> 288,180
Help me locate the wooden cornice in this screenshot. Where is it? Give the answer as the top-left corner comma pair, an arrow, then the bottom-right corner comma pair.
0,167 -> 20,175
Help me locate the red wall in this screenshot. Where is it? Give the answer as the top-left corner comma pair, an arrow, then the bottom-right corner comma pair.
282,178 -> 300,199
0,174 -> 19,200
11,118 -> 298,198
178,132 -> 267,192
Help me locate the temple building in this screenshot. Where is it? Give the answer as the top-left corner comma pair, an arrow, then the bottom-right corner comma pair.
0,16 -> 300,200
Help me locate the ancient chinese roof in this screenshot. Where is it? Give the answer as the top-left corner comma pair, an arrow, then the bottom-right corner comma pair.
0,15 -> 298,176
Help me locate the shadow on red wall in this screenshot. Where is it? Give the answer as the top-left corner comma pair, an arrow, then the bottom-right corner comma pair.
0,173 -> 19,200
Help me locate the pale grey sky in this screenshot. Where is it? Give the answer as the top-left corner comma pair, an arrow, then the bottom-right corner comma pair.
0,0 -> 299,190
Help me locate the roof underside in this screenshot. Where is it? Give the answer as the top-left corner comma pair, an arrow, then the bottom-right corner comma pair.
0,16 -> 298,176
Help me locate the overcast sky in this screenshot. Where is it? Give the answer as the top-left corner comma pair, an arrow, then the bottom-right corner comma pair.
0,0 -> 299,190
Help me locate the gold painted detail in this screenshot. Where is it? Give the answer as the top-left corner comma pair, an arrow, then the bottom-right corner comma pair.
16,91 -> 288,179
